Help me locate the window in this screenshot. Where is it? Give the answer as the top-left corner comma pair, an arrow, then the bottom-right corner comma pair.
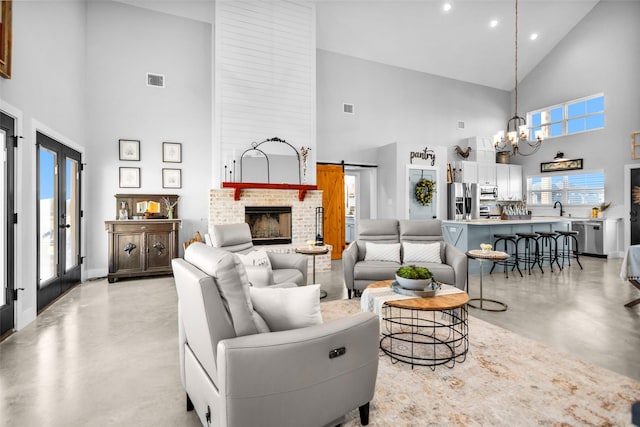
528,94 -> 604,140
527,171 -> 604,206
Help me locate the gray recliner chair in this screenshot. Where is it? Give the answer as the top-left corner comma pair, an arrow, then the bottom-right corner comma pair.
172,243 -> 379,427
211,223 -> 308,287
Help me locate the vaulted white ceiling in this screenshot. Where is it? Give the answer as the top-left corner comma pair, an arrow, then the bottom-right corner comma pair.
115,0 -> 600,91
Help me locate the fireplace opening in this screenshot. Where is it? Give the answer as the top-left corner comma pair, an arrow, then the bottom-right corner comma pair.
245,206 -> 292,245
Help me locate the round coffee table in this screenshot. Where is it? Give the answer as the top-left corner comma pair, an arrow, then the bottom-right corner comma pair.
465,250 -> 510,312
295,246 -> 329,298
366,280 -> 469,370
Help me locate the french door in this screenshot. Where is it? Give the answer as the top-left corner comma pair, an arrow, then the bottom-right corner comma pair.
37,132 -> 82,312
0,111 -> 16,337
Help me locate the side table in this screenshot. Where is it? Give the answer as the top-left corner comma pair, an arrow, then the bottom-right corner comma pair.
295,246 -> 329,299
363,280 -> 469,370
466,250 -> 509,312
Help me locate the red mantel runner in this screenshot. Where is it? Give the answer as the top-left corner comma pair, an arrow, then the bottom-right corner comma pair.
221,182 -> 318,201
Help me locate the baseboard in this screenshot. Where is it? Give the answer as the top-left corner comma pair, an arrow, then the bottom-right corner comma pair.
85,268 -> 108,280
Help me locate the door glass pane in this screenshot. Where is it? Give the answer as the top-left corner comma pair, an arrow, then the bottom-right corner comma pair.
40,147 -> 57,284
0,129 -> 5,306
65,157 -> 79,271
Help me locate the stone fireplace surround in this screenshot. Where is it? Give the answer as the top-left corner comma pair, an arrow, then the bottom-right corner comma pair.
209,189 -> 332,273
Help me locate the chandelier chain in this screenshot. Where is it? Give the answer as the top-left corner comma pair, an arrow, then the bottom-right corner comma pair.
514,0 -> 519,116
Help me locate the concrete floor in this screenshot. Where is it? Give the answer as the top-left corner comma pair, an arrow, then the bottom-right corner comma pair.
1,254 -> 639,426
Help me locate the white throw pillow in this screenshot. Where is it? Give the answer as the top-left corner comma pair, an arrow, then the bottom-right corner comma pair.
249,284 -> 323,332
402,241 -> 442,263
236,249 -> 272,269
364,242 -> 401,263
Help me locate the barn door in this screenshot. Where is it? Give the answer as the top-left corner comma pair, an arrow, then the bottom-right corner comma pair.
316,164 -> 345,259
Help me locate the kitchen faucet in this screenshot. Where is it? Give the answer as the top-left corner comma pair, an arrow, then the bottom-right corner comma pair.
554,201 -> 564,216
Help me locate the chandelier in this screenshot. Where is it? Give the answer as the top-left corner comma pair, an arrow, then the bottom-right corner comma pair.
493,0 -> 543,157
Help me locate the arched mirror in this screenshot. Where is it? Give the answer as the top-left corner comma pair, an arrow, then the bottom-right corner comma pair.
240,137 -> 301,184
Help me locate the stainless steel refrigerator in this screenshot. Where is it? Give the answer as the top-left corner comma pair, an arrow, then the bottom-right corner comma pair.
447,183 -> 479,220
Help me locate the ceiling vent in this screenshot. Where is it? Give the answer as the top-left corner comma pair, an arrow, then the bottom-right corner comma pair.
457,121 -> 465,129
343,103 -> 354,114
146,73 -> 165,88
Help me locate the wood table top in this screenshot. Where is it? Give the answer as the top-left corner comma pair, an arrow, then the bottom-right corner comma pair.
295,246 -> 330,255
367,280 -> 469,310
466,250 -> 510,260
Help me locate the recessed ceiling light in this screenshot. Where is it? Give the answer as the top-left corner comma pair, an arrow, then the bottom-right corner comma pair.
530,33 -> 539,41
443,3 -> 452,12
489,19 -> 499,28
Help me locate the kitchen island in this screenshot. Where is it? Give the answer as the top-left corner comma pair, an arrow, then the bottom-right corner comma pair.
442,217 -> 573,274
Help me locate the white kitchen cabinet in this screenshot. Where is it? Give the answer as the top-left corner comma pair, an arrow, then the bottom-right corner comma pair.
496,164 -> 510,199
508,164 -> 523,200
465,136 -> 496,163
461,161 -> 478,183
478,163 -> 496,186
495,164 -> 523,200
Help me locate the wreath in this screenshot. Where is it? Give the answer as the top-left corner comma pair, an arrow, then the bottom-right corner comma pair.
415,179 -> 435,206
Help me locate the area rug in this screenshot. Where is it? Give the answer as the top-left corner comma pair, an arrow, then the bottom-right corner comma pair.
320,299 -> 640,426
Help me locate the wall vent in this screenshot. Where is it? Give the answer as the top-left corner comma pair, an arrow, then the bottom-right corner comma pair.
457,121 -> 465,129
146,73 -> 165,88
343,103 -> 354,114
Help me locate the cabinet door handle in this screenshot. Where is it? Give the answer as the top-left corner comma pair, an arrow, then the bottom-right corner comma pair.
123,242 -> 137,256
152,242 -> 165,254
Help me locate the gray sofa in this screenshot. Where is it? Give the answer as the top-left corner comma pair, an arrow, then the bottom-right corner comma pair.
173,243 -> 379,426
343,219 -> 467,298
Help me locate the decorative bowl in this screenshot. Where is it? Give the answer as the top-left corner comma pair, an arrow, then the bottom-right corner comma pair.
395,274 -> 431,290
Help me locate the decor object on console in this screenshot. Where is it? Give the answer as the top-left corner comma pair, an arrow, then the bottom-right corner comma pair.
493,0 -> 544,157
162,196 -> 179,219
210,223 -> 308,287
631,131 -> 640,160
172,243 -> 379,427
342,219 -> 467,298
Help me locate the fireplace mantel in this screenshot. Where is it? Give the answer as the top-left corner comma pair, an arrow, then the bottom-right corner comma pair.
222,182 -> 318,201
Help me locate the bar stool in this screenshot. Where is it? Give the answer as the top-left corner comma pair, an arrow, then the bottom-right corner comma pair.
536,231 -> 560,272
554,230 -> 583,270
515,232 -> 543,274
489,234 -> 522,278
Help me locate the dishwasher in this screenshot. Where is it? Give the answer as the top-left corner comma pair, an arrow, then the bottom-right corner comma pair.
571,221 -> 605,257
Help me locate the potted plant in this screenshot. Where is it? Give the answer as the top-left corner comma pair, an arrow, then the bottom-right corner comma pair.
598,202 -> 611,218
395,265 -> 434,290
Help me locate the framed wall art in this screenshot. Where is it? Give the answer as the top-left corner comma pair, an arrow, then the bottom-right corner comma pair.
0,0 -> 12,79
119,167 -> 140,188
162,168 -> 181,188
119,139 -> 140,161
540,158 -> 583,173
163,142 -> 182,163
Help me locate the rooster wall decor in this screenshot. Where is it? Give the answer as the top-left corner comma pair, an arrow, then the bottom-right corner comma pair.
454,145 -> 472,159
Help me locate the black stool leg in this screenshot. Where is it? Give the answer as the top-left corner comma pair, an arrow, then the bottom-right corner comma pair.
571,235 -> 583,269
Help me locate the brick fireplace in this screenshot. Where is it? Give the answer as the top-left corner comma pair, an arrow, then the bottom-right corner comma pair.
209,188 -> 332,273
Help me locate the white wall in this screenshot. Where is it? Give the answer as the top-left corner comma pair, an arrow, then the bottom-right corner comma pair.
85,1 -> 212,277
316,49 -> 510,166
317,50 -> 510,219
0,1 -> 88,329
516,1 -> 640,228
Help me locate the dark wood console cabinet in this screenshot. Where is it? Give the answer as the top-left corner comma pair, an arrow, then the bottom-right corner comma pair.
105,219 -> 180,283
